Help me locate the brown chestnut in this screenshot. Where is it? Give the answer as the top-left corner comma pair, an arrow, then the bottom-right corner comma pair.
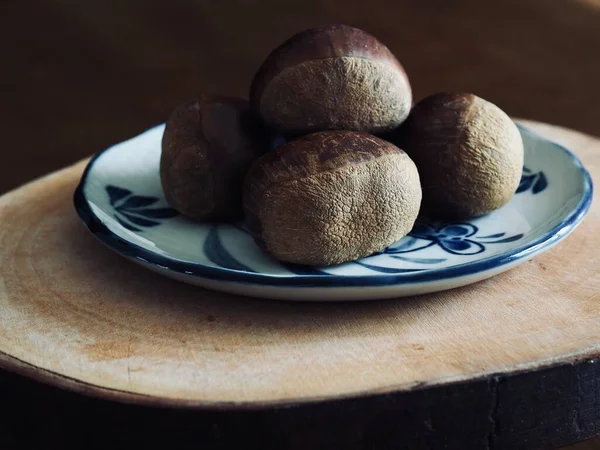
243,131 -> 422,266
160,95 -> 268,221
250,24 -> 412,136
392,92 -> 524,219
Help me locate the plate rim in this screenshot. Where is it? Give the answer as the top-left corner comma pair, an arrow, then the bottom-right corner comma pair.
73,124 -> 594,288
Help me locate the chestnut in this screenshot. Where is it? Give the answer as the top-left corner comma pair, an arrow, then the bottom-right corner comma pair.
392,92 -> 524,219
160,95 -> 268,221
250,24 -> 412,136
243,131 -> 422,266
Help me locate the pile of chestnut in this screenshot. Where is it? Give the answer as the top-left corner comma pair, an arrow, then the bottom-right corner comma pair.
160,24 -> 524,267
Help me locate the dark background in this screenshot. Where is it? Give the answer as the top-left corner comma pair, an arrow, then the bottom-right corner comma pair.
1,1 -> 600,448
2,0 -> 600,195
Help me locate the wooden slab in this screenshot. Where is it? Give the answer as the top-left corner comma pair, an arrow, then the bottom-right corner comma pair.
0,121 -> 599,446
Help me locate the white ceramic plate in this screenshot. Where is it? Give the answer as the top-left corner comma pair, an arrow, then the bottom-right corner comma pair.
74,124 -> 592,301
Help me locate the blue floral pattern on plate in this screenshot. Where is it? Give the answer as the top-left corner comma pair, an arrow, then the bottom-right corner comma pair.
106,185 -> 178,232
400,222 -> 524,256
516,167 -> 548,194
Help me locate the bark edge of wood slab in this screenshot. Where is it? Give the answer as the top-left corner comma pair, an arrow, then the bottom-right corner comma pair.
0,121 -> 598,448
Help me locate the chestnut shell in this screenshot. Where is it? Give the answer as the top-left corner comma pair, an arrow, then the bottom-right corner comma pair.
392,92 -> 524,219
160,95 -> 268,221
243,131 -> 422,266
250,24 -> 412,135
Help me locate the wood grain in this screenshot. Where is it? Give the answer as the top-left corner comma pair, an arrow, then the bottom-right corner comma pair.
0,121 -> 598,449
